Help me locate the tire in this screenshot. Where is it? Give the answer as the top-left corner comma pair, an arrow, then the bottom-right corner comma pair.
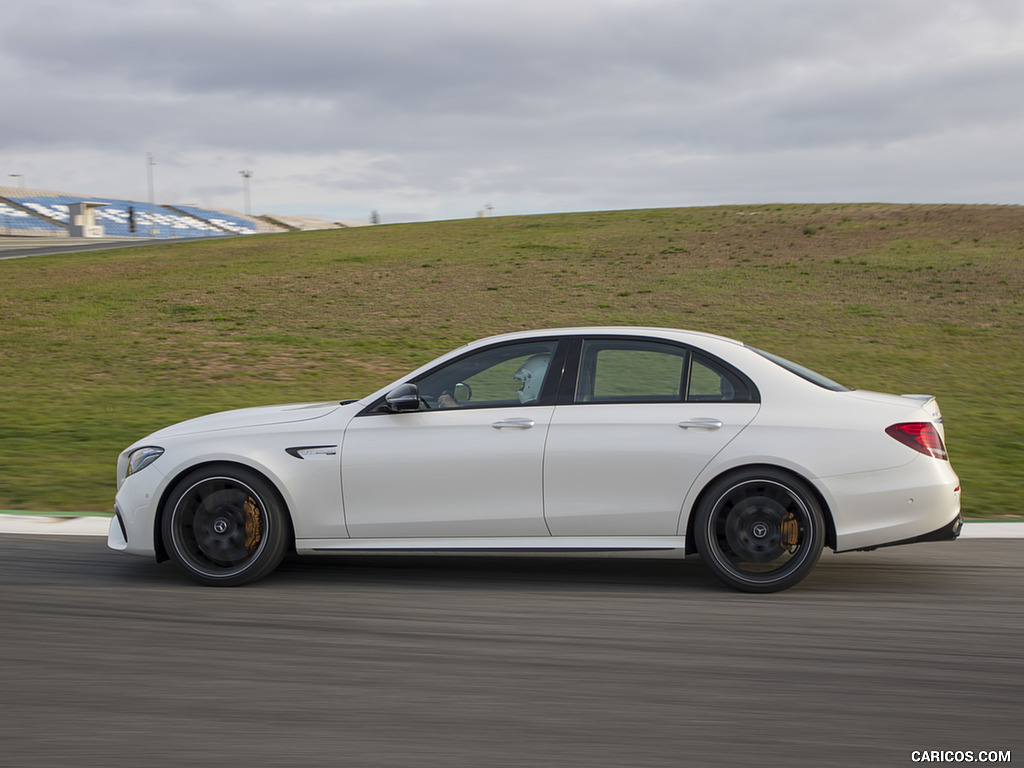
694,469 -> 825,593
161,465 -> 291,586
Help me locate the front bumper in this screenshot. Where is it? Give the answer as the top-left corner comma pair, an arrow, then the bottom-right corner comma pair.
108,505 -> 129,550
109,473 -> 164,558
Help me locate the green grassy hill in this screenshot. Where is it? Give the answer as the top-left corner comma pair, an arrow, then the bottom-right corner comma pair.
2,203 -> 1021,516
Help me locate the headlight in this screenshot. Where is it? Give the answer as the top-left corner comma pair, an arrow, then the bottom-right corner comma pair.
126,446 -> 164,477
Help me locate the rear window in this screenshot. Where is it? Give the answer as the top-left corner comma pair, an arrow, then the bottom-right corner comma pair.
750,347 -> 851,391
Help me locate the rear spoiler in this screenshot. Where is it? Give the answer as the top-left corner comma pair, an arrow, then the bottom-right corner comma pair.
901,394 -> 942,423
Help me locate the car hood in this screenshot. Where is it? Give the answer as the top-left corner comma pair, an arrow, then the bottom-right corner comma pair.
148,401 -> 347,439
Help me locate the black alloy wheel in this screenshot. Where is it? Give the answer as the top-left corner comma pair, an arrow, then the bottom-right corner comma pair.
694,468 -> 825,592
162,465 -> 291,586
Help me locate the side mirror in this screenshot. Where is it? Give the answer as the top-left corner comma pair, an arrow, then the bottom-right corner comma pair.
385,382 -> 421,412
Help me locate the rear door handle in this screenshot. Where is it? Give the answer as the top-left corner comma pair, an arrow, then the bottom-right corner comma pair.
492,418 -> 536,430
678,418 -> 723,430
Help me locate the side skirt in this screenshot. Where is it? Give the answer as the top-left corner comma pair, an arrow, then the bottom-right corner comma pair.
296,535 -> 687,555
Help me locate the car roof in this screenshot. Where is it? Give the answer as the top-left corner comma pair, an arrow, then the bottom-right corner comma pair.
464,326 -> 747,349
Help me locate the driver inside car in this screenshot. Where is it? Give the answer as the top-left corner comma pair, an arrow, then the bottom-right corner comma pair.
437,353 -> 550,408
512,353 -> 550,404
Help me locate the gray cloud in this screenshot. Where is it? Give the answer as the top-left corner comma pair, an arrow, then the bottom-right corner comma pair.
2,0 -> 1022,222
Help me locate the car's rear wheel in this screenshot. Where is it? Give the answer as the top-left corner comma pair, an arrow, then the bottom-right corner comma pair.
694,469 -> 824,592
162,465 -> 291,586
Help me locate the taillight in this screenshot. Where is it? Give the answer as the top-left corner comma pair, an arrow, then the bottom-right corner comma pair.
886,422 -> 948,460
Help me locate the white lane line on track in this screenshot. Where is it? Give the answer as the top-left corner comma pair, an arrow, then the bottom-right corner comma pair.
1,514 -> 1023,539
960,522 -> 1024,538
0,514 -> 112,536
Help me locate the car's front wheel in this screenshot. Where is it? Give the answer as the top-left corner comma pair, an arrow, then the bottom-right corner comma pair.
694,469 -> 825,592
161,465 -> 291,586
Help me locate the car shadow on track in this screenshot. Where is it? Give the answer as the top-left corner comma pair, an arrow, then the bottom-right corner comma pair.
271,551 -> 728,593
266,544 -> 972,596
100,549 -> 965,595
66,536 -> 970,595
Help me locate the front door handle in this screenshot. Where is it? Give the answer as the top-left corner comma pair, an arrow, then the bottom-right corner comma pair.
492,418 -> 536,430
678,418 -> 724,430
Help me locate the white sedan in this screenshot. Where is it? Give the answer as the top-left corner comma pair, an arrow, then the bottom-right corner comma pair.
110,327 -> 961,592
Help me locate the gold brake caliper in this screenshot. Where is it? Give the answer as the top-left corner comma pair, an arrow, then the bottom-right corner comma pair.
244,496 -> 262,553
781,512 -> 800,552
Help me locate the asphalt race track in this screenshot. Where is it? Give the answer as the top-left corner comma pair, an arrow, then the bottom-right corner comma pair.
0,236 -> 195,260
1,534 -> 1019,768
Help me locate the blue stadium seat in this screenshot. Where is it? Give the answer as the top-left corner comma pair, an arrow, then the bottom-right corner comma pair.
0,201 -> 66,233
2,193 -> 259,238
168,205 -> 258,235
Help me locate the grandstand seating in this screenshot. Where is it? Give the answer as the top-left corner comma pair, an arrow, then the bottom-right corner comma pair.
5,193 -> 243,238
0,201 -> 66,234
0,187 -> 295,239
166,204 -> 258,235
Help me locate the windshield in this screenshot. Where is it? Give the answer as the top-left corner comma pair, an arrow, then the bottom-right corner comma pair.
749,347 -> 851,391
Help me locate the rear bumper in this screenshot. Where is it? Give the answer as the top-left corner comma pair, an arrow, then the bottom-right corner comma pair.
823,456 -> 961,552
847,512 -> 963,552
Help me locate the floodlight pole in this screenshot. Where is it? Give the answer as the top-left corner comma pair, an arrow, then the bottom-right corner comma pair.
147,153 -> 158,237
9,174 -> 24,188
240,170 -> 253,216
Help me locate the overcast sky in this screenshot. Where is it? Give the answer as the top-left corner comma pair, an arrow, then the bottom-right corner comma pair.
2,0 -> 1022,223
